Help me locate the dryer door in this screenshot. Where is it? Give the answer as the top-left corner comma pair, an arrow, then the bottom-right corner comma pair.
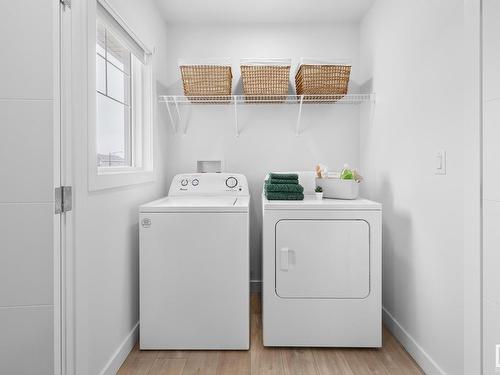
275,219 -> 369,299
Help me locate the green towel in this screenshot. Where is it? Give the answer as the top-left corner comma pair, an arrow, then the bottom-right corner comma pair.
266,192 -> 304,201
265,182 -> 304,193
269,173 -> 299,181
267,178 -> 299,185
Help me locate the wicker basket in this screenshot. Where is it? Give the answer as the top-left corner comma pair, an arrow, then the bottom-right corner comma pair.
240,59 -> 291,103
179,64 -> 232,102
295,64 -> 351,102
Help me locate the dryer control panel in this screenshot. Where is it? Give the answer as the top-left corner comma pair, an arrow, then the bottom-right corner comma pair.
168,173 -> 249,196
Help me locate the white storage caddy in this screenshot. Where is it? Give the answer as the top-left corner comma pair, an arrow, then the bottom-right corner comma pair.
316,178 -> 359,200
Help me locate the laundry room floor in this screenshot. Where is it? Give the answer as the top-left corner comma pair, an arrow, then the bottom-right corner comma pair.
118,294 -> 424,374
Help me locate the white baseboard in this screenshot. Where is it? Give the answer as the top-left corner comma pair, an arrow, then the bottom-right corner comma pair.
382,307 -> 446,375
250,279 -> 262,293
99,321 -> 139,375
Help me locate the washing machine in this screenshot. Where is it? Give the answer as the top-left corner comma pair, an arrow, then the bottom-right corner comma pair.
262,172 -> 382,347
139,173 -> 250,350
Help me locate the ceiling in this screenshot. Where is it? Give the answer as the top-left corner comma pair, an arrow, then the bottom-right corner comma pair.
154,0 -> 375,24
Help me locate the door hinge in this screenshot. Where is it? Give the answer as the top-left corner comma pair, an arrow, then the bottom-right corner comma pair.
55,186 -> 73,214
60,0 -> 71,9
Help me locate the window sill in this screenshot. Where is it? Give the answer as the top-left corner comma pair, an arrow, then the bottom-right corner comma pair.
88,167 -> 155,191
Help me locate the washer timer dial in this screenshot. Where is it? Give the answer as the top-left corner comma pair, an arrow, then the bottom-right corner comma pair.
225,177 -> 238,189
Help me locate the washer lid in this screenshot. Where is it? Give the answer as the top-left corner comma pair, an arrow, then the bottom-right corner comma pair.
140,196 -> 249,213
263,195 -> 381,211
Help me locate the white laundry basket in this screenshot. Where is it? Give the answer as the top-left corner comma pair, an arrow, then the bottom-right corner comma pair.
315,178 -> 359,200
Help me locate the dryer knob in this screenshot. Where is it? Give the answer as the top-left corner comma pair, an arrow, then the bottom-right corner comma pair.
181,179 -> 189,187
226,177 -> 238,188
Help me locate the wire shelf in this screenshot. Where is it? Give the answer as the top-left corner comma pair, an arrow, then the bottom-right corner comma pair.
159,94 -> 375,137
159,94 -> 374,105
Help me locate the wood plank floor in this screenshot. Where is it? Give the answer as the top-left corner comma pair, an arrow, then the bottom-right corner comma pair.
118,294 -> 424,375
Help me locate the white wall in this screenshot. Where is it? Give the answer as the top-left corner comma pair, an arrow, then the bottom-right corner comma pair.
0,1 -> 56,374
359,1 -> 464,374
72,0 -> 169,374
164,23 -> 362,283
483,0 -> 500,373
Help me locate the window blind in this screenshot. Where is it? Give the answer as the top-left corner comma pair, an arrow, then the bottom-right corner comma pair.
96,1 -> 150,64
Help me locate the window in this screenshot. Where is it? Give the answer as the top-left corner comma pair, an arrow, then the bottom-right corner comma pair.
96,23 -> 132,167
89,1 -> 154,190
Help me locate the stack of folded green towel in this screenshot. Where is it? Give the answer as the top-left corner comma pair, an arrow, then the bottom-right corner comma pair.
265,173 -> 304,200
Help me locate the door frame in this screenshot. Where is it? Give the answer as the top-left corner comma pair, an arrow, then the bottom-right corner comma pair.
55,0 -> 75,374
463,0 -> 483,374
53,0 -> 62,373
52,0 -> 485,374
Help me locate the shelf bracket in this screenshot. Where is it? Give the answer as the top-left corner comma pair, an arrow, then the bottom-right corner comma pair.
234,98 -> 240,137
295,95 -> 304,136
164,100 -> 177,133
173,97 -> 185,135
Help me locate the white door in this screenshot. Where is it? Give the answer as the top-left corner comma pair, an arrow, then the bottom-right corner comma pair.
275,220 -> 370,299
0,1 -> 67,374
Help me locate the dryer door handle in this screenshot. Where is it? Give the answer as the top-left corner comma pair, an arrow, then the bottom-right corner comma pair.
280,247 -> 290,271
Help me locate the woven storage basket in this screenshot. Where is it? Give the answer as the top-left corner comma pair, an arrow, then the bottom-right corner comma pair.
180,65 -> 232,103
295,64 -> 351,102
240,59 -> 291,103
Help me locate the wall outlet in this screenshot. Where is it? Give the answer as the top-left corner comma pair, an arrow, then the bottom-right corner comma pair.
435,150 -> 446,175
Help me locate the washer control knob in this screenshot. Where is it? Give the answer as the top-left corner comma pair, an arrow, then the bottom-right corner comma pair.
192,179 -> 199,186
181,179 -> 189,187
226,177 -> 238,188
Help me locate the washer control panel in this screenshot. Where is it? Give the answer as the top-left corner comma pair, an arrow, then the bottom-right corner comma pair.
168,173 -> 249,196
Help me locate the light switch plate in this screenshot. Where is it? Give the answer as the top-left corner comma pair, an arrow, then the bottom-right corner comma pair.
435,150 -> 446,175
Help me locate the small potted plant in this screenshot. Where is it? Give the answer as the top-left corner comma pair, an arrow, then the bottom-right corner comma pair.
315,186 -> 323,200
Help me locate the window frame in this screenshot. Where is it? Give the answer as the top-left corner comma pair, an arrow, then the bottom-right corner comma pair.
88,0 -> 156,191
